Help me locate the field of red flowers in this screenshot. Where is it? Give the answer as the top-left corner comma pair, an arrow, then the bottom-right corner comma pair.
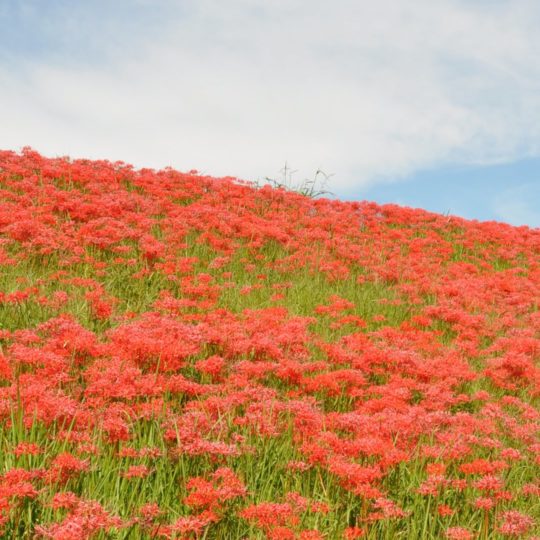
0,147 -> 538,539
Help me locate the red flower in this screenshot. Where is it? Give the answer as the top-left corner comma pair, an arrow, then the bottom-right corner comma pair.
497,511 -> 534,536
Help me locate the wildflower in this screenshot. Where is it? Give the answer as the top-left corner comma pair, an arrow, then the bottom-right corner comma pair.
49,491 -> 80,510
13,442 -> 42,457
343,526 -> 365,539
472,475 -> 503,493
474,497 -> 494,511
122,465 -> 151,479
497,510 -> 534,536
426,462 -> 446,476
268,527 -> 295,540
195,355 -> 225,378
184,468 -> 246,510
372,498 -> 408,519
46,452 -> 89,484
299,531 -> 324,540
522,483 -> 540,497
239,502 -> 298,529
445,526 -> 474,539
500,447 -> 522,461
170,510 -> 219,534
437,504 -> 454,516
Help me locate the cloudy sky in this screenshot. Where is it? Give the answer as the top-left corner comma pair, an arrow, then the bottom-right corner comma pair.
1,0 -> 539,227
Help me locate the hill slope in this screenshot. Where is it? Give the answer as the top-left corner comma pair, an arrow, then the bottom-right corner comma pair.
0,148 -> 539,539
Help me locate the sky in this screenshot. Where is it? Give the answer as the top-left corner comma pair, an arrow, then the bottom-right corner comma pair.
0,0 -> 539,227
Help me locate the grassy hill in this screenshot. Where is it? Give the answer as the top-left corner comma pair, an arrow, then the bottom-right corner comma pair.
0,147 -> 538,539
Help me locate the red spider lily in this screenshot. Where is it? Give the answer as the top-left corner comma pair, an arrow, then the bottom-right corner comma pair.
0,148 -> 539,537
44,453 -> 89,484
184,467 -> 246,510
48,492 -> 80,510
497,511 -> 535,536
121,465 -> 151,479
239,502 -> 299,530
437,504 -> 454,517
12,442 -> 42,457
343,526 -> 366,538
444,527 -> 474,540
34,499 -> 124,539
169,510 -> 219,535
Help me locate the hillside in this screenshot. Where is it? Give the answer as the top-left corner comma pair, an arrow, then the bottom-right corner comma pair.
0,147 -> 538,539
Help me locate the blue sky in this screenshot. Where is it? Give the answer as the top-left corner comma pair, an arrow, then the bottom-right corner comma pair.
1,0 -> 539,227
349,158 -> 540,226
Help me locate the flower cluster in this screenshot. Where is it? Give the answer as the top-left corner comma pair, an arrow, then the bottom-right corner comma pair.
0,148 -> 537,538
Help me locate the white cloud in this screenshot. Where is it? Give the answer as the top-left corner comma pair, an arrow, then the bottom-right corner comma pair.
1,0 -> 540,191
